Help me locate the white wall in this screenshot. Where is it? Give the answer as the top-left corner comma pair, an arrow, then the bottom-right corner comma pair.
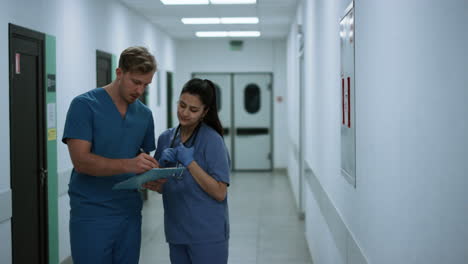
286,4 -> 303,209
175,39 -> 288,169
0,0 -> 175,262
288,0 -> 468,263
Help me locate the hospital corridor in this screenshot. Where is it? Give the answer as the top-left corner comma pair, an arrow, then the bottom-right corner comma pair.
1,0 -> 467,264
139,172 -> 312,264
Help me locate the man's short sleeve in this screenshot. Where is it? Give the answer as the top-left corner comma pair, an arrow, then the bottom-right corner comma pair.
154,129 -> 172,161
62,97 -> 93,144
205,135 -> 230,185
141,113 -> 156,152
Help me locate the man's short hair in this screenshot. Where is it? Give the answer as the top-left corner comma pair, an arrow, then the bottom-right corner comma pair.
118,46 -> 157,74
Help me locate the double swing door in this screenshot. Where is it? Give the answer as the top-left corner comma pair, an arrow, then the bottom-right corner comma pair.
193,73 -> 272,171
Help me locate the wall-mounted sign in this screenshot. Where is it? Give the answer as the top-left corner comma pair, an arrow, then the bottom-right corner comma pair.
47,74 -> 56,92
340,1 -> 356,187
47,103 -> 56,129
15,53 -> 20,74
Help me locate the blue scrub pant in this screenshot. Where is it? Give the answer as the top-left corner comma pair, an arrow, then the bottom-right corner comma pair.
70,214 -> 142,264
169,240 -> 229,264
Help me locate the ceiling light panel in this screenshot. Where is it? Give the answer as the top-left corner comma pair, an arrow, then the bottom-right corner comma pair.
161,0 -> 209,5
196,31 -> 229,37
182,18 -> 221,24
196,31 -> 261,37
228,31 -> 260,37
182,17 -> 259,24
220,17 -> 259,24
210,0 -> 256,4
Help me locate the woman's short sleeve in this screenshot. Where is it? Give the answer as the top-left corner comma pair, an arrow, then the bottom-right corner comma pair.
204,134 -> 230,185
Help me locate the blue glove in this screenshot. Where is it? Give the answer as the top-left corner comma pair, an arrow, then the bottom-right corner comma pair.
159,148 -> 177,167
176,144 -> 195,167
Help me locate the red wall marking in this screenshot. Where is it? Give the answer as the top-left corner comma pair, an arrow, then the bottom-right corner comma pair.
347,77 -> 351,128
342,78 -> 345,125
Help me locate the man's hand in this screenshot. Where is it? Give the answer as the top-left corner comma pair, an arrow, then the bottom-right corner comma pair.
143,178 -> 167,193
129,153 -> 159,174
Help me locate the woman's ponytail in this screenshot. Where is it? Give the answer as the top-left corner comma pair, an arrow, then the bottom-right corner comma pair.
181,78 -> 224,137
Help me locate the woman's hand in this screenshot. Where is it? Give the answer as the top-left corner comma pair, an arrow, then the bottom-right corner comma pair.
176,144 -> 194,167
143,178 -> 168,194
159,148 -> 177,167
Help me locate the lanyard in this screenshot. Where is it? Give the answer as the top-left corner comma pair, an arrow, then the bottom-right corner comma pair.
169,122 -> 202,148
168,123 -> 201,178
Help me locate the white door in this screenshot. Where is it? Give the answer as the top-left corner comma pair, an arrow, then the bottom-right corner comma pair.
233,73 -> 272,170
193,73 -> 232,159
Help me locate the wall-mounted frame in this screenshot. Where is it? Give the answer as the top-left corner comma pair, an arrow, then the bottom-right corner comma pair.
96,50 -> 112,88
340,1 -> 356,187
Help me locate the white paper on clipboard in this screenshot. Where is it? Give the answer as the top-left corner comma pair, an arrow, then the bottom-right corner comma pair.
113,167 -> 184,190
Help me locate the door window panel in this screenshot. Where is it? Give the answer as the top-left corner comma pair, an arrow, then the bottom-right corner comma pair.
244,84 -> 260,114
214,83 -> 222,112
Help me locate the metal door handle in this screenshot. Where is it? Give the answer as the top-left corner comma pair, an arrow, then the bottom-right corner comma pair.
236,128 -> 269,136
40,168 -> 48,187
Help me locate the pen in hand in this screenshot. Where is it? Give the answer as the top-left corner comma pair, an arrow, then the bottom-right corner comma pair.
139,148 -> 146,154
139,148 -> 160,169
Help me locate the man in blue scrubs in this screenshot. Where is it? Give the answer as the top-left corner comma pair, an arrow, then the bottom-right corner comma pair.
62,46 -> 162,264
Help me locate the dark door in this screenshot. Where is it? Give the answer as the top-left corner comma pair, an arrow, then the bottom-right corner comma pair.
9,24 -> 48,264
96,50 -> 112,88
167,71 -> 173,128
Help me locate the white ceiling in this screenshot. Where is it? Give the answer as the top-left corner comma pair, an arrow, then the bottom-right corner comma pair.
118,0 -> 298,39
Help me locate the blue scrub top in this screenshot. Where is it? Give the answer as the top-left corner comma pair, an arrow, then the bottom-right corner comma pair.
62,88 -> 156,218
155,123 -> 230,244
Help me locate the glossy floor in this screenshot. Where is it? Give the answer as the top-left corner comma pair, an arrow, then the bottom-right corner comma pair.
139,171 -> 313,264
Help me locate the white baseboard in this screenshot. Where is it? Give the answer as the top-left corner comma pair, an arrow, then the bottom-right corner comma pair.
304,161 -> 368,264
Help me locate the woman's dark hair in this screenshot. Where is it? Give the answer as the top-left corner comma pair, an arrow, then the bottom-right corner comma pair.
181,78 -> 223,137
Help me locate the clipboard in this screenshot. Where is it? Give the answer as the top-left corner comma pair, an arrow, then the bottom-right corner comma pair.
112,167 -> 185,190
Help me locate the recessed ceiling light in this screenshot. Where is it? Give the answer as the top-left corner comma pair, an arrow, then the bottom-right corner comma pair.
196,31 -> 261,37
182,17 -> 259,24
228,31 -> 261,37
161,0 -> 255,5
182,18 -> 221,24
210,0 -> 256,4
196,31 -> 229,37
161,0 -> 209,5
220,17 -> 259,24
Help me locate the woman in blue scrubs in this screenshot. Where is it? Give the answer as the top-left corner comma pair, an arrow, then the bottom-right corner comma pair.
144,78 -> 230,264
